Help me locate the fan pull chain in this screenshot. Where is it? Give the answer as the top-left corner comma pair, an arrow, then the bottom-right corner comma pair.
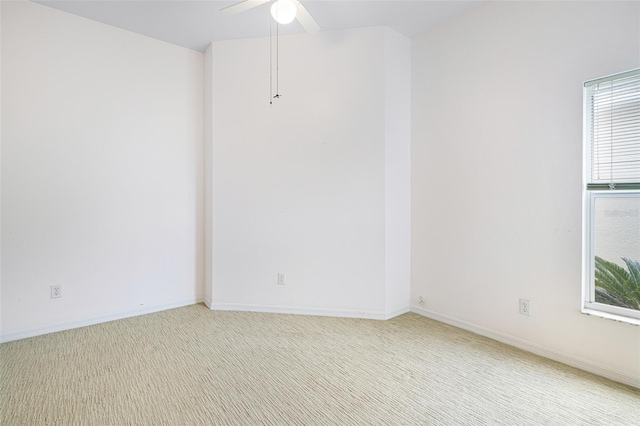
269,12 -> 273,105
274,21 -> 281,100
268,12 -> 281,105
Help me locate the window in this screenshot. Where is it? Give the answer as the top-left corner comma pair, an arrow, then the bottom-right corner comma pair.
583,68 -> 640,324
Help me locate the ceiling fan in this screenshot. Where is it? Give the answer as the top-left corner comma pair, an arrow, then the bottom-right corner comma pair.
220,0 -> 320,33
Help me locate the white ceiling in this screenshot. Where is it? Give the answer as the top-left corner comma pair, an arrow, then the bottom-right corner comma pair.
35,0 -> 485,51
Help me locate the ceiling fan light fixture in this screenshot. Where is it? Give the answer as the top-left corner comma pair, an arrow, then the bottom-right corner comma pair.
271,0 -> 297,24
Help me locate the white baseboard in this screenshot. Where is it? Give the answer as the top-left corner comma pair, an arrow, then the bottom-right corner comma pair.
0,298 -> 204,343
203,296 -> 212,308
410,305 -> 640,389
385,306 -> 411,319
210,302 -> 389,320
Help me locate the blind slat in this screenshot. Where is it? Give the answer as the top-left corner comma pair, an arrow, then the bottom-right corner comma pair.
587,183 -> 640,190
587,68 -> 640,188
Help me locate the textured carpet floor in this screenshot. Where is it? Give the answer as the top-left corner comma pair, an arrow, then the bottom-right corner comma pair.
1,304 -> 639,425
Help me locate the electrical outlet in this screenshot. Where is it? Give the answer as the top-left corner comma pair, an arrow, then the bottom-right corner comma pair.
418,296 -> 424,305
519,298 -> 530,316
51,285 -> 62,299
277,273 -> 285,285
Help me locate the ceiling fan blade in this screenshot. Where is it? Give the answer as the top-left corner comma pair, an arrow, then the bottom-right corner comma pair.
294,1 -> 320,33
220,0 -> 271,16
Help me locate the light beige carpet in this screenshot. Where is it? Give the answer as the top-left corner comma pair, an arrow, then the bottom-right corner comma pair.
1,304 -> 638,425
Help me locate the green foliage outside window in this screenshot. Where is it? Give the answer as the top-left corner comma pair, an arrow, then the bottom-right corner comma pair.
594,256 -> 640,311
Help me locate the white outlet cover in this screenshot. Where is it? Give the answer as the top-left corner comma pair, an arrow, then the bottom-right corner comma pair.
51,285 -> 62,298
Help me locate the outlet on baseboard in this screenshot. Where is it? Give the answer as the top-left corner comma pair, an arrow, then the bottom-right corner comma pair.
51,285 -> 62,299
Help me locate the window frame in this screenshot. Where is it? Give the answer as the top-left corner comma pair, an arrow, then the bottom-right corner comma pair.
582,191 -> 640,324
582,68 -> 640,326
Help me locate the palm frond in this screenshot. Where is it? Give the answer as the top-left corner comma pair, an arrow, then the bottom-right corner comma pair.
622,257 -> 640,287
594,256 -> 640,310
595,287 -> 635,309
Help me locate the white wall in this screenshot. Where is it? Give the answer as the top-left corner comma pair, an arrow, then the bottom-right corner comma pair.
0,2 -> 2,330
0,0 -> 3,332
1,1 -> 204,341
203,44 -> 213,308
384,29 -> 411,316
209,27 -> 410,319
411,1 -> 640,386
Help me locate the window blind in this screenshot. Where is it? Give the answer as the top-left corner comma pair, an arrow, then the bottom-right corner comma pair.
585,68 -> 640,190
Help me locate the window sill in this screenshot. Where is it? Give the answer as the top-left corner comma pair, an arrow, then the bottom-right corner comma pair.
581,307 -> 640,326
